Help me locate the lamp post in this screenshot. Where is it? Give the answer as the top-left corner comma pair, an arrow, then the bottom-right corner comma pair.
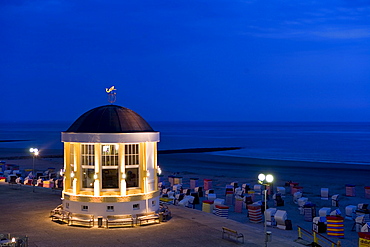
29,148 -> 39,192
258,173 -> 274,247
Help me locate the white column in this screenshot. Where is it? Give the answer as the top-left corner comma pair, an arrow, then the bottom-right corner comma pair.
120,143 -> 126,196
72,178 -> 77,195
94,144 -> 100,197
94,179 -> 100,196
146,142 -> 155,192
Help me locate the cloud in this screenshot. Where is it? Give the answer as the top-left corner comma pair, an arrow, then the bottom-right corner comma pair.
243,26 -> 370,40
311,28 -> 370,39
342,0 -> 370,8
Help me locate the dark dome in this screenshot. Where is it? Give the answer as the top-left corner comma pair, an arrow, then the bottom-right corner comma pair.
66,105 -> 155,133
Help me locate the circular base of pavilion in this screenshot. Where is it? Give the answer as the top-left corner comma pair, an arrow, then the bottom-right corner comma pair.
61,192 -> 160,219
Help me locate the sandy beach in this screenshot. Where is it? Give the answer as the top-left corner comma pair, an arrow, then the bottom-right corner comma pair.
158,153 -> 370,246
1,149 -> 370,246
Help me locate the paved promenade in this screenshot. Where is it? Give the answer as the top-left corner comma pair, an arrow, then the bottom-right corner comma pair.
0,183 -> 302,247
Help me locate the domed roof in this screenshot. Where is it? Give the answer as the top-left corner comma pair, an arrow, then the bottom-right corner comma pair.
66,105 -> 155,133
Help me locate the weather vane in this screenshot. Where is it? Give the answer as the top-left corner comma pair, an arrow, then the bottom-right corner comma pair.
106,85 -> 117,104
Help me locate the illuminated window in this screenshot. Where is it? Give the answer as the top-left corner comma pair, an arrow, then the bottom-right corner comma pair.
81,144 -> 95,166
102,169 -> 119,189
81,144 -> 95,189
125,144 -> 139,188
125,144 -> 139,166
102,144 -> 119,189
102,144 -> 119,166
82,168 -> 95,188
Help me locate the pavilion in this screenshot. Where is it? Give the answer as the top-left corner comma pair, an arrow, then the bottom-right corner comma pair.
60,103 -> 160,219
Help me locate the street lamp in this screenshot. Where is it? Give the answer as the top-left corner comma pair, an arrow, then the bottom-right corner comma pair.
29,148 -> 39,192
258,173 -> 274,247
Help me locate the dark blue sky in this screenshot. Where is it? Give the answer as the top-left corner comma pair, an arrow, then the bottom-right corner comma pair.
1,0 -> 370,122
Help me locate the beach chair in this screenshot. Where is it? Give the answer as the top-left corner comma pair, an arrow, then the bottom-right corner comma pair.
162,188 -> 170,194
361,222 -> 370,232
167,191 -> 175,199
265,208 -> 277,226
159,203 -> 171,222
174,193 -> 184,205
357,203 -> 369,212
183,188 -> 191,195
297,197 -> 308,208
230,181 -> 238,191
195,187 -> 203,197
313,217 -> 327,233
276,187 -> 285,197
275,210 -> 289,230
273,193 -> 284,207
321,188 -> 329,200
330,208 -> 342,216
354,215 -> 370,232
207,192 -> 216,201
303,203 -> 316,222
319,207 -> 331,217
253,184 -> 263,195
178,195 -> 191,207
331,194 -> 339,207
205,189 -> 214,198
225,185 -> 233,196
345,205 -> 357,220
293,192 -> 302,204
244,195 -> 253,206
214,198 -> 225,206
8,175 -> 21,189
36,178 -> 43,187
183,195 -> 195,208
242,183 -> 250,194
235,187 -> 243,197
172,184 -> 182,192
8,175 -> 17,184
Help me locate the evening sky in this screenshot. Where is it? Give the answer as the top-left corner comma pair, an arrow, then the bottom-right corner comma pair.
1,0 -> 370,122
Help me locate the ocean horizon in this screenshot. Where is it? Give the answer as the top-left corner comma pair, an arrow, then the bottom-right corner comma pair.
1,121 -> 370,166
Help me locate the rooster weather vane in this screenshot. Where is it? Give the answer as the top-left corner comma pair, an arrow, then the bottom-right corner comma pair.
106,86 -> 117,104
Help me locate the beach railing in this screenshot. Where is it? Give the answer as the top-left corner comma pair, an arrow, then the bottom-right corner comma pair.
297,225 -> 341,247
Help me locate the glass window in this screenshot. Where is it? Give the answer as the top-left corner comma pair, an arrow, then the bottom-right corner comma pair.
102,169 -> 119,189
101,144 -> 119,189
102,144 -> 119,166
81,144 -> 95,189
82,168 -> 95,188
125,168 -> 139,187
125,144 -> 140,188
82,144 -> 95,166
125,144 -> 139,166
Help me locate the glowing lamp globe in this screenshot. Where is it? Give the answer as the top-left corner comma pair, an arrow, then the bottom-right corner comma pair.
258,173 -> 266,182
266,174 -> 274,183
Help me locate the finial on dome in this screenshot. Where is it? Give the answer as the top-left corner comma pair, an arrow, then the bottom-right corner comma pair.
106,86 -> 117,104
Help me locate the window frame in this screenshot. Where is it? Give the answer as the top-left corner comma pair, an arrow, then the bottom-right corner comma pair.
124,144 -> 140,189
101,144 -> 120,191
81,144 -> 95,190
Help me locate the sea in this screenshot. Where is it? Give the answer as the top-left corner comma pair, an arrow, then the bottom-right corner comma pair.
0,121 -> 370,166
